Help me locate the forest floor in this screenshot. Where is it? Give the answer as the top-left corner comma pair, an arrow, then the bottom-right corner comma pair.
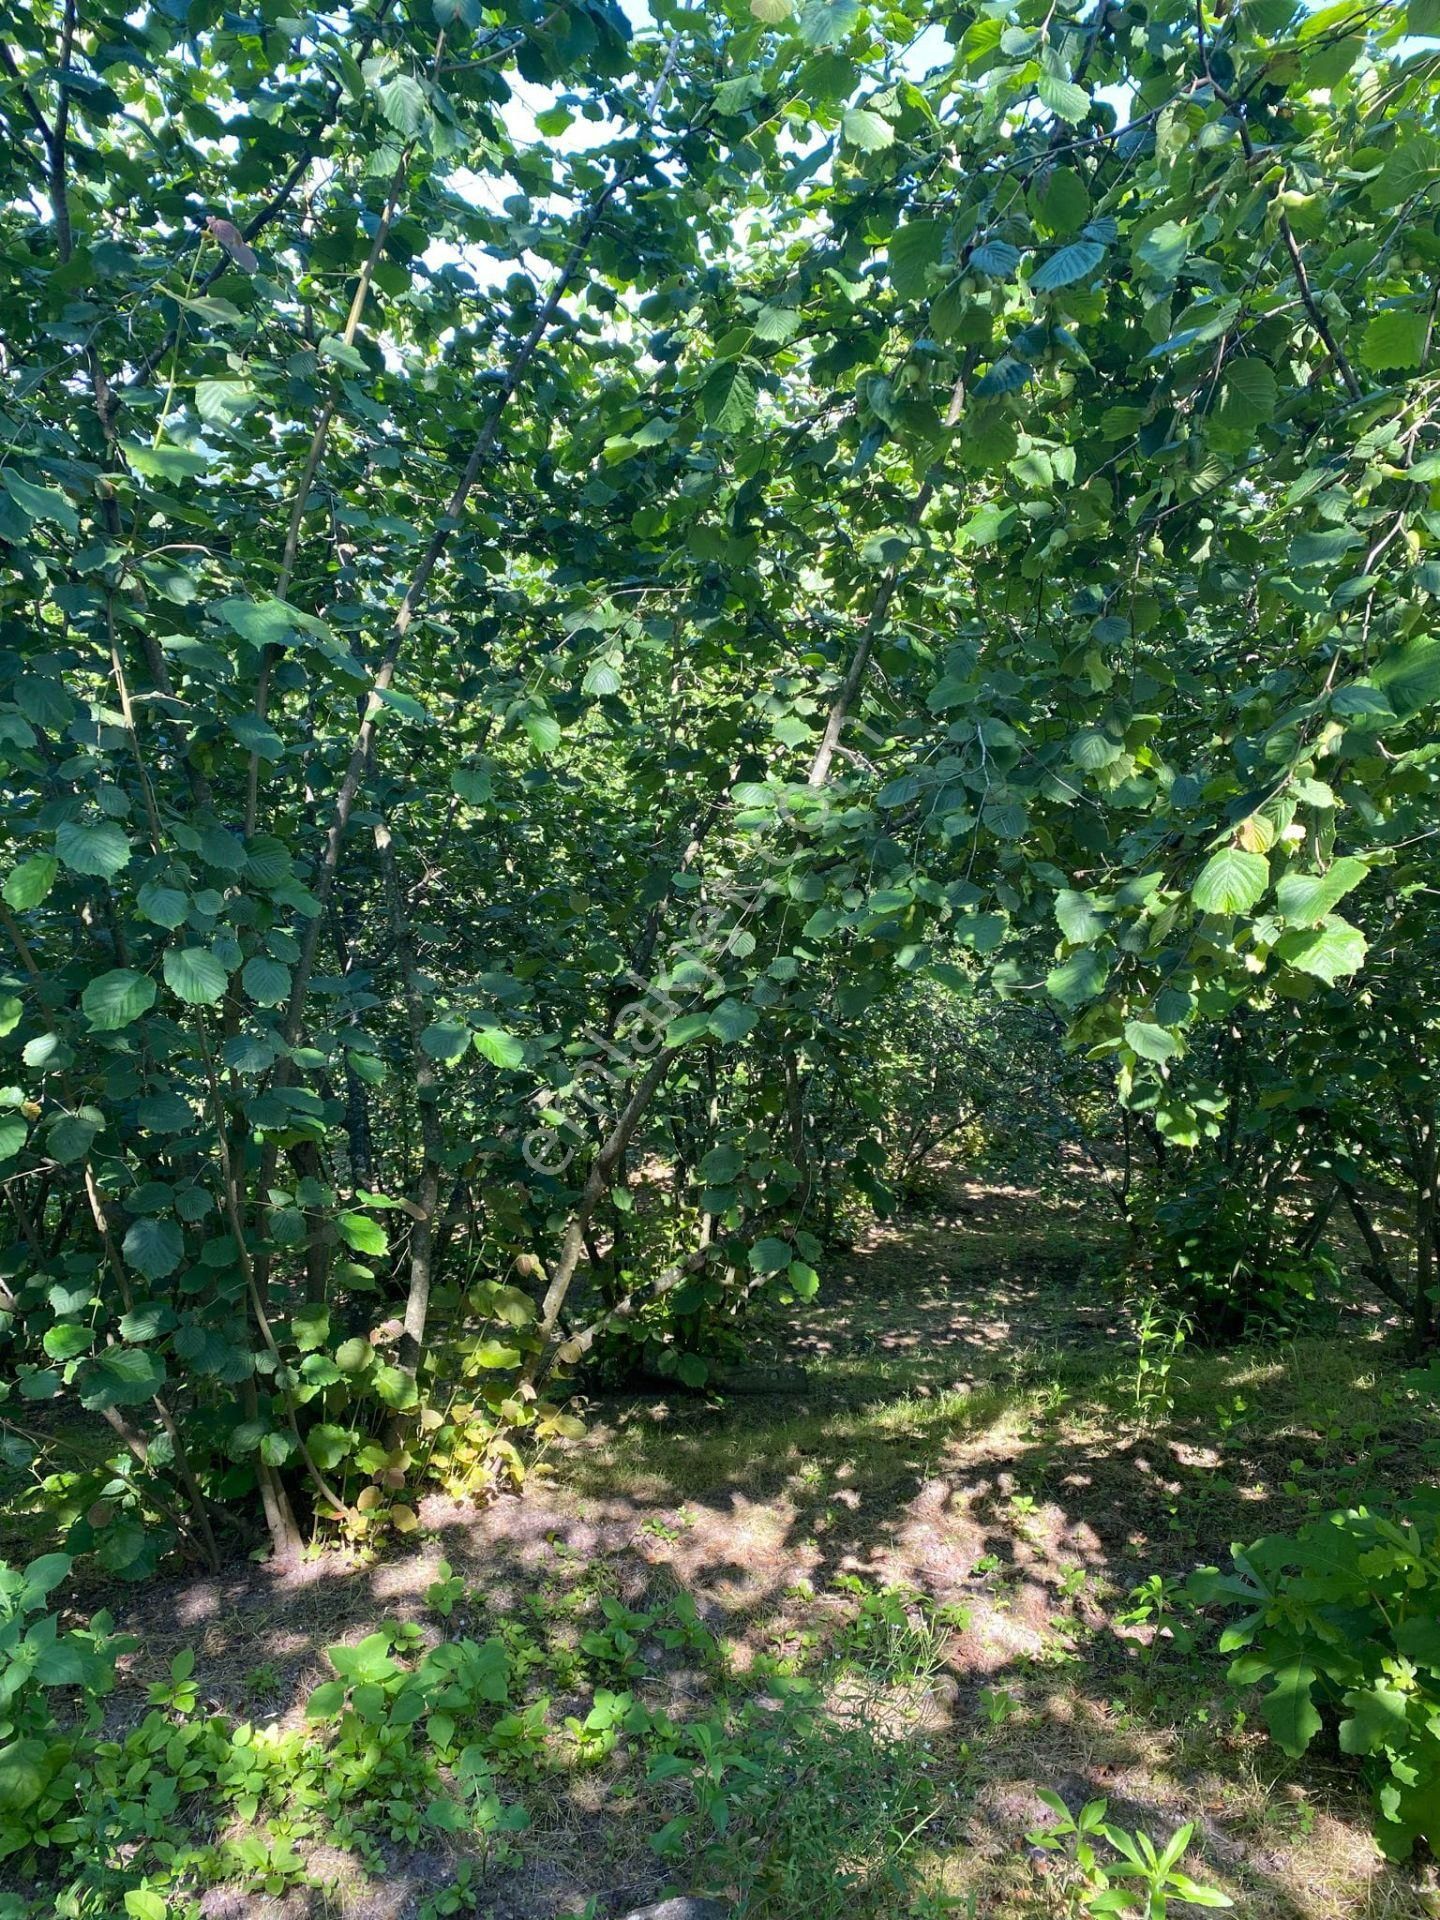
101,1165 -> 1440,1920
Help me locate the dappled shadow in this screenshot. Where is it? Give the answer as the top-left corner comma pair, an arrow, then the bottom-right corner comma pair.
86,1165 -> 1436,1920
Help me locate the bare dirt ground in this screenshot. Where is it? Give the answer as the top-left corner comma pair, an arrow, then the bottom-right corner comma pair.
108,1169 -> 1439,1919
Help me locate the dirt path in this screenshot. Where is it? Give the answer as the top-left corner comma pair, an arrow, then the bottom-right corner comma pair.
112,1168 -> 1434,1919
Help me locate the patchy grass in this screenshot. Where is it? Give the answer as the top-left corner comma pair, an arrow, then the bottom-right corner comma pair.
18,1168 -> 1440,1919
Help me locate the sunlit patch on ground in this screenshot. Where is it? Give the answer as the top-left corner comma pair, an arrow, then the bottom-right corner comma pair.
89,1164 -> 1440,1918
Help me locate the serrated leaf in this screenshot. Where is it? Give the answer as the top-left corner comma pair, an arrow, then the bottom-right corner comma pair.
1031,240 -> 1106,293
1373,635 -> 1440,717
754,304 -> 801,342
749,1236 -> 792,1274
1275,914 -> 1367,984
1125,1020 -> 1179,1063
136,881 -> 188,929
841,107 -> 894,151
337,1212 -> 388,1257
1361,308 -> 1427,372
194,378 -> 258,425
82,968 -> 157,1031
122,1216 -> 184,1280
3,470 -> 79,535
242,955 -> 291,1005
1274,855 -> 1368,927
1192,847 -> 1269,915
1288,525 -> 1361,569
1055,889 -> 1108,942
1037,73 -> 1090,124
378,72 -> 428,138
473,1025 -> 524,1069
701,362 -> 756,431
1220,357 -> 1277,422
970,239 -> 1020,278
229,712 -> 285,759
1046,947 -> 1109,1010
797,0 -> 860,46
55,820 -> 131,879
163,946 -> 230,1006
888,220 -> 944,300
3,855 -> 58,910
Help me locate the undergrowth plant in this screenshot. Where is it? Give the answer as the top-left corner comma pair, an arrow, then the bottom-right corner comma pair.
0,1556 -> 966,1918
1026,1792 -> 1232,1916
1189,1491 -> 1440,1859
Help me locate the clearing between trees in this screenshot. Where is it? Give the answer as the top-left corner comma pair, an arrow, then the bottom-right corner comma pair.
59,1165 -> 1435,1920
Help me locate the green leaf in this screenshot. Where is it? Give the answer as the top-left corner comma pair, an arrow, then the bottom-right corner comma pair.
1259,1661 -> 1322,1756
1037,73 -> 1090,124
701,363 -> 756,431
1046,947 -> 1109,1010
195,378 -> 259,425
163,947 -> 229,1006
0,1739 -> 52,1813
1192,848 -> 1269,915
82,968 -> 157,1031
969,240 -> 1021,278
1031,240 -> 1105,293
1125,1020 -> 1179,1063
1136,220 -> 1190,280
888,220 -> 944,300
1274,856 -> 1368,927
1361,309 -> 1427,372
1288,526 -> 1361,569
124,441 -> 208,482
749,1236 -> 792,1274
708,997 -> 757,1044
3,855 -> 58,909
78,1346 -> 167,1411
1274,915 -> 1367,984
229,712 -> 285,760
1395,1614 -> 1440,1670
338,1211 -> 389,1257
136,881 -> 188,929
242,955 -> 291,1006
1055,891 -> 1108,943
122,1216 -> 184,1280
473,1025 -> 524,1069
1220,358 -> 1277,422
1373,635 -> 1440,717
841,107 -> 894,151
1338,1684 -> 1409,1755
55,820 -> 131,879
43,1322 -> 94,1359
3,470 -> 79,534
378,72 -> 429,138
798,0 -> 860,46
291,1303 -> 330,1353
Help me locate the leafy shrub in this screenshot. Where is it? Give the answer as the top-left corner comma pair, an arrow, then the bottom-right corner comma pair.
0,1552 -> 132,1859
1141,1169 -> 1335,1342
1189,1492 -> 1440,1858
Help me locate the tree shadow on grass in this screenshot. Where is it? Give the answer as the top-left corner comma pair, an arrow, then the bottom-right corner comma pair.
75,1172 -> 1436,1920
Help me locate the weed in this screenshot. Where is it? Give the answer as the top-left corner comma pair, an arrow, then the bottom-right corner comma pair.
979,1686 -> 1019,1727
425,1559 -> 468,1617
1026,1791 -> 1232,1915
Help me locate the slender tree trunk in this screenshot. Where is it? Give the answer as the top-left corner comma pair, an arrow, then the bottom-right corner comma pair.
377,824 -> 443,1386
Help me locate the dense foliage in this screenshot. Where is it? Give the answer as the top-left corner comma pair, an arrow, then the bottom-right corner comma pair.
3,0 -> 1440,1625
